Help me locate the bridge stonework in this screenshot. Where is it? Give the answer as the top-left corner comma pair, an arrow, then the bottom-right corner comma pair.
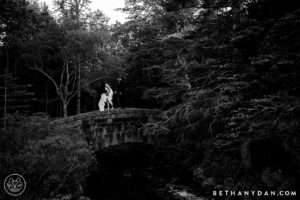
50,108 -> 161,149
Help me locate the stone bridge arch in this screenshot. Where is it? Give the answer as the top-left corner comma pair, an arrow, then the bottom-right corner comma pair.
50,108 -> 161,150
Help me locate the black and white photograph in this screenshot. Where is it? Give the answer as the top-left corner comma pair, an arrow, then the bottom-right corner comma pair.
0,0 -> 299,199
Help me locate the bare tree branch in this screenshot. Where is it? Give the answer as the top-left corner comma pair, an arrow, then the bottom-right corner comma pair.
24,54 -> 60,94
67,91 -> 79,105
86,75 -> 112,85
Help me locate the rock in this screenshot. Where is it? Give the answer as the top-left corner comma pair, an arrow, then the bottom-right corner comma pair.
202,177 -> 216,187
223,177 -> 235,187
193,166 -> 206,182
262,167 -> 283,187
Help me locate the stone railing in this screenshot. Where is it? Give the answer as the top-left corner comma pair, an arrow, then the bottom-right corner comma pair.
50,108 -> 161,149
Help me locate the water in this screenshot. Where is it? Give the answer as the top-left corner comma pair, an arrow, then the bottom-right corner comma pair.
84,143 -> 207,200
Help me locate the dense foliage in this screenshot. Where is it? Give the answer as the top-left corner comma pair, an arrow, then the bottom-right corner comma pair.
0,113 -> 93,199
116,0 -> 300,197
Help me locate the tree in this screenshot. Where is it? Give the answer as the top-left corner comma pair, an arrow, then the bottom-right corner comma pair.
121,0 -> 300,194
112,0 -> 198,108
54,0 -> 91,114
24,8 -> 122,116
23,22 -> 80,117
0,71 -> 35,120
0,0 -> 46,122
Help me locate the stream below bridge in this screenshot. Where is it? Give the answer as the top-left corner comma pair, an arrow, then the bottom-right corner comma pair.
84,143 -> 209,200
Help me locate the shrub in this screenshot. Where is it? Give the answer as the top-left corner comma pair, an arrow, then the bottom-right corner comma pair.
0,113 -> 94,199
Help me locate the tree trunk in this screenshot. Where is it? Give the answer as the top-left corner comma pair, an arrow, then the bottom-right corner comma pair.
63,100 -> 68,118
45,81 -> 48,113
3,47 -> 9,130
77,63 -> 81,114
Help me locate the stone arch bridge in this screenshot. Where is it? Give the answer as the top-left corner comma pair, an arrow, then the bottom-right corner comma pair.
50,108 -> 161,150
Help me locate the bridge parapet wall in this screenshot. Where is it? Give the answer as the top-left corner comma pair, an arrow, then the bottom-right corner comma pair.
50,108 -> 161,149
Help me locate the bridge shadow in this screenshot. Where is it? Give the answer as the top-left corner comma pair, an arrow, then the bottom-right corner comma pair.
85,142 -> 163,200
95,142 -> 156,172
85,142 -> 197,200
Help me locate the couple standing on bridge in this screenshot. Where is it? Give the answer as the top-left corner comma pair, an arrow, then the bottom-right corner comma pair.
98,78 -> 126,112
